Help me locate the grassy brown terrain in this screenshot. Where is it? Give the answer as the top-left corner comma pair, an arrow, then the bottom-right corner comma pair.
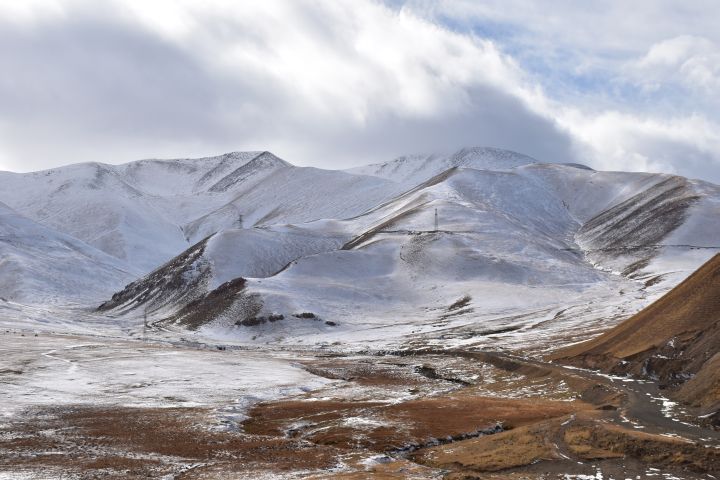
415,410 -> 720,477
564,421 -> 719,469
243,394 -> 582,451
0,405 -> 344,479
554,253 -> 720,416
3,349 -> 719,479
413,419 -> 561,472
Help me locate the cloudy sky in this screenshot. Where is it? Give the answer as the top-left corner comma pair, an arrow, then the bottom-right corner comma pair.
1,0 -> 719,182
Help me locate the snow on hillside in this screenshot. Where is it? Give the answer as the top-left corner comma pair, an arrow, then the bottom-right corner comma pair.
0,151 -> 398,272
99,221 -> 352,315
0,161 -> 209,272
117,151 -> 286,197
347,147 -> 539,186
0,202 -> 138,304
188,166 -> 614,343
565,174 -> 720,288
112,160 -> 720,347
0,147 -> 542,274
205,222 -> 350,288
100,163 -> 592,320
500,163 -> 720,281
181,166 -> 402,244
2,146 -> 719,349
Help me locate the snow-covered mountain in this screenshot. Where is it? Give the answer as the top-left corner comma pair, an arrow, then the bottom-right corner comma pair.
0,202 -> 137,304
2,147 -> 719,346
346,147 -> 540,186
0,151 -> 400,272
93,153 -> 720,346
181,165 -> 402,244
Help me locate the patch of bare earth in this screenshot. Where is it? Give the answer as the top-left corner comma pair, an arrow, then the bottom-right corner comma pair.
564,420 -> 720,471
0,405 -> 342,478
243,394 -> 582,452
415,411 -> 719,478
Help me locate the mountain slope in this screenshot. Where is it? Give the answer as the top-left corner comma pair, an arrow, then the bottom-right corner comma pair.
0,147 -> 556,273
516,164 -> 720,281
554,254 -> 720,417
0,202 -> 138,304
97,155 -> 720,349
0,151 -> 395,271
576,175 -> 702,276
347,147 -> 539,186
0,157 -> 236,271
3,146 -> 719,350
99,221 -> 350,315
101,163 -> 604,319
181,167 -> 401,243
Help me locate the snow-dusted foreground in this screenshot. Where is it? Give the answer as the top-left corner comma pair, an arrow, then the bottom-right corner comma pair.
0,331 -> 331,421
3,329 -> 717,479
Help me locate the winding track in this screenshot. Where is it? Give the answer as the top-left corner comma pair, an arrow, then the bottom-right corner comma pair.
426,349 -> 720,447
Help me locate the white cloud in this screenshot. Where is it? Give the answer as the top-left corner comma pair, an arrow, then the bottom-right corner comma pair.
404,1 -> 720,182
0,0 -> 718,183
555,108 -> 720,177
0,0 -> 67,25
0,0 -> 574,171
406,0 -> 720,60
119,0 -> 532,120
632,35 -> 720,94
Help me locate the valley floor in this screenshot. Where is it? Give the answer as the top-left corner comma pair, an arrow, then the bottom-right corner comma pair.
2,147 -> 720,479
1,325 -> 718,479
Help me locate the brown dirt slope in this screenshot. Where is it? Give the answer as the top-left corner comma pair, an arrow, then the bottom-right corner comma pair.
554,254 -> 720,414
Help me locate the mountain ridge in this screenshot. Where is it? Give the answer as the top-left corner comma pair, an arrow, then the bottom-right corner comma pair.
93,157 -> 720,350
1,146 -> 719,347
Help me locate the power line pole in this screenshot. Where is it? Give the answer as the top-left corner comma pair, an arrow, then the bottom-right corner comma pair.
434,208 -> 438,232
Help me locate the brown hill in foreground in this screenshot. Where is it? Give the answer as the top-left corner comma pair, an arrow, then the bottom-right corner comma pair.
554,254 -> 720,416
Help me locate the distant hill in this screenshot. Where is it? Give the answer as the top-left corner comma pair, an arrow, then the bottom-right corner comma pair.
346,146 -> 540,186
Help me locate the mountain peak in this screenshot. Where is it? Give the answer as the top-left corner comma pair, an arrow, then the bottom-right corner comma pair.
204,150 -> 291,167
206,151 -> 291,193
347,146 -> 540,185
247,151 -> 292,168
449,146 -> 539,165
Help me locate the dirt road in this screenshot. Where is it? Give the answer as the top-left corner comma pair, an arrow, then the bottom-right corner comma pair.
432,348 -> 720,445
